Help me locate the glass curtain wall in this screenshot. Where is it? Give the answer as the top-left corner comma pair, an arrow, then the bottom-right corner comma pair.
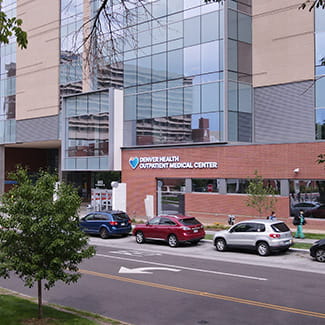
0,0 -> 16,120
227,0 -> 252,142
315,8 -> 325,139
60,0 -> 84,96
60,0 -> 253,145
123,0 -> 226,146
63,90 -> 110,170
122,0 -> 252,146
0,0 -> 16,144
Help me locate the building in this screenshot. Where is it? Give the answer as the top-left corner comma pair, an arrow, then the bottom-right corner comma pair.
0,0 -> 324,228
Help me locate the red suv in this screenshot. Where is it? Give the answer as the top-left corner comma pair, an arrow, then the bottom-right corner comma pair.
133,215 -> 205,247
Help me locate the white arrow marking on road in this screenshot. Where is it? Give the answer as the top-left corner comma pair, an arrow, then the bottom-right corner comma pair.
97,254 -> 267,281
119,266 -> 181,274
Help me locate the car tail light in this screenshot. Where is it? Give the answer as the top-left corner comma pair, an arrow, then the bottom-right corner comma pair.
109,221 -> 118,226
269,233 -> 280,238
128,219 -> 132,224
182,226 -> 191,231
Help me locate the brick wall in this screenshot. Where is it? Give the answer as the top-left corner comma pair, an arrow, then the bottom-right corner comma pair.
122,142 -> 325,228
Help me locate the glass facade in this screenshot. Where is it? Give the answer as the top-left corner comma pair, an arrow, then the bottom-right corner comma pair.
63,90 -> 110,170
0,0 -> 17,120
60,0 -> 252,146
122,0 -> 253,146
0,0 -> 17,144
60,0 -> 84,95
315,8 -> 325,139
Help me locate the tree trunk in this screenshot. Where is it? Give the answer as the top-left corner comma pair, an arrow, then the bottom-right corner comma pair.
38,279 -> 43,319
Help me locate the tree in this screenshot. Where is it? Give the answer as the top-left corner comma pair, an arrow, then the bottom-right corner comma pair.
0,168 -> 95,319
245,171 -> 278,218
299,0 -> 325,10
73,0 -> 226,76
317,153 -> 325,165
0,0 -> 27,48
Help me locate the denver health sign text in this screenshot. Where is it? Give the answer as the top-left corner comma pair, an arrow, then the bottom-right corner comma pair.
129,156 -> 218,170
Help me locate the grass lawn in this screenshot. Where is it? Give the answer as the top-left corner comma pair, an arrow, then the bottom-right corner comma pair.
0,292 -> 126,325
291,232 -> 325,240
291,243 -> 312,249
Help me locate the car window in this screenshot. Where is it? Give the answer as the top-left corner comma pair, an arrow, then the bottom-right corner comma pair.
179,218 -> 201,226
271,222 -> 290,233
256,223 -> 266,232
112,212 -> 129,221
159,217 -> 176,225
148,217 -> 160,225
231,223 -> 249,232
84,214 -> 95,221
245,223 -> 259,232
94,214 -> 108,220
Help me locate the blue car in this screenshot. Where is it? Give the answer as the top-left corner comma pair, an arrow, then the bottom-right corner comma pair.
79,211 -> 132,239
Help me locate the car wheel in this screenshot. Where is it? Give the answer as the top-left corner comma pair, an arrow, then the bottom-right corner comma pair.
135,231 -> 145,244
192,240 -> 200,245
215,238 -> 227,252
257,241 -> 270,256
315,248 -> 325,262
99,228 -> 110,239
168,234 -> 179,247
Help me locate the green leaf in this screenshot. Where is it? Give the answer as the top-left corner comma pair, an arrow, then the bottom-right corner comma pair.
0,167 -> 95,317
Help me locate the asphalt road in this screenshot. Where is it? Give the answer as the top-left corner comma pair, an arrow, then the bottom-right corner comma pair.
0,236 -> 324,325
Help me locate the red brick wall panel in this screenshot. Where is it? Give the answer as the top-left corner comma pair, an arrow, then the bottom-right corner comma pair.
122,142 -> 325,228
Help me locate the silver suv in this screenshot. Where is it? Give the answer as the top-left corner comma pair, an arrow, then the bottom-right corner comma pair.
213,219 -> 292,256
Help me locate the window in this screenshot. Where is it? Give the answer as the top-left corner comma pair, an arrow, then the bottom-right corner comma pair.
192,179 -> 219,192
85,214 -> 95,221
94,214 -> 108,220
227,178 -> 280,194
256,224 -> 266,232
160,217 -> 176,225
231,223 -> 249,232
289,180 -> 324,203
179,218 -> 201,226
271,223 -> 290,233
159,179 -> 186,192
149,217 -> 161,225
245,223 -> 258,232
112,213 -> 129,221
227,179 -> 248,193
184,16 -> 201,47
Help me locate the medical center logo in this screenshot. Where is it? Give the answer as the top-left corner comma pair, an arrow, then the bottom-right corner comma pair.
129,157 -> 139,169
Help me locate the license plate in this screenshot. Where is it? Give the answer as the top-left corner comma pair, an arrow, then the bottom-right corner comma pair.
121,223 -> 125,226
193,229 -> 198,233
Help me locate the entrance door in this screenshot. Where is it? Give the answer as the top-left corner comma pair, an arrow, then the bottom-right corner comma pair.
157,179 -> 185,215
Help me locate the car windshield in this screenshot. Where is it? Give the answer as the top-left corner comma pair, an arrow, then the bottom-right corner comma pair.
179,217 -> 201,226
112,213 -> 129,221
271,222 -> 290,233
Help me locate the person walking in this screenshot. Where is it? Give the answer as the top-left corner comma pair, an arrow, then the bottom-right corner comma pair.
268,211 -> 277,221
294,210 -> 306,239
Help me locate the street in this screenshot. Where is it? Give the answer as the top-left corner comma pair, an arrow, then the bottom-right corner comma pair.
0,236 -> 324,325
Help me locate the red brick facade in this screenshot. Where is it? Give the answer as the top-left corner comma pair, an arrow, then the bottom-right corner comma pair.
122,142 -> 325,229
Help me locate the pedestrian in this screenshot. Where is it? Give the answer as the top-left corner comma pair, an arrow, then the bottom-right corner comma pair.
294,210 -> 306,239
267,211 -> 277,221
